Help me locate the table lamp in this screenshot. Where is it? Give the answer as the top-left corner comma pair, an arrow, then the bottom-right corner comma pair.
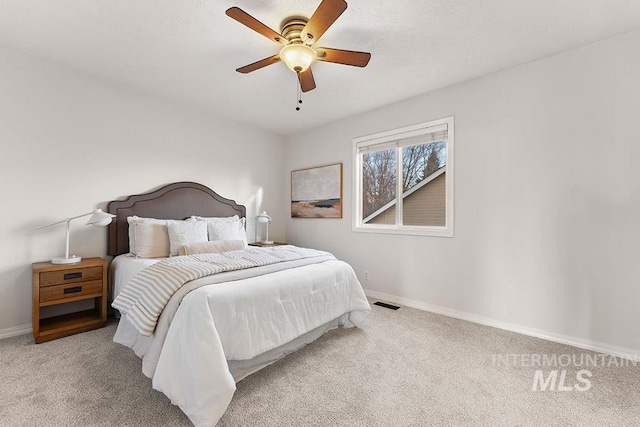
255,211 -> 273,244
36,209 -> 116,264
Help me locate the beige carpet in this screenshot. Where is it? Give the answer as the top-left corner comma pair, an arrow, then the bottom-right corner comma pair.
1,302 -> 639,426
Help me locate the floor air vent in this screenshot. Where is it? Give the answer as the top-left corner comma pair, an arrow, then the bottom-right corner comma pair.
373,301 -> 400,310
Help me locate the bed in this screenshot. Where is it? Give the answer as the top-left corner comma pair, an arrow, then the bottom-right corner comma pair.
107,182 -> 371,427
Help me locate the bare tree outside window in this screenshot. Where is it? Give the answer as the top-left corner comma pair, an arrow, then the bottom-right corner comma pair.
402,141 -> 445,191
362,148 -> 396,218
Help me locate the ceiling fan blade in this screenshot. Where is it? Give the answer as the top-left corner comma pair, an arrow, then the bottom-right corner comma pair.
301,0 -> 348,44
298,68 -> 316,92
236,55 -> 281,74
226,7 -> 286,45
316,47 -> 371,67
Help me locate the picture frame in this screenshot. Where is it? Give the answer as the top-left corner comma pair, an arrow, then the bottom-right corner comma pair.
291,163 -> 343,218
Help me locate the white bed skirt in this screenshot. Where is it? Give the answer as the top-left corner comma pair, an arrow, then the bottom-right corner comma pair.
113,313 -> 344,381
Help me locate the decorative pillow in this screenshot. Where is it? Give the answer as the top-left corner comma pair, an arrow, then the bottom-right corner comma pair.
134,221 -> 170,258
207,217 -> 247,246
191,215 -> 240,223
178,240 -> 245,256
127,216 -> 167,256
167,220 -> 208,256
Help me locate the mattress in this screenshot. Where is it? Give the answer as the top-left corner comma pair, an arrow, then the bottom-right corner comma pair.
109,254 -> 158,301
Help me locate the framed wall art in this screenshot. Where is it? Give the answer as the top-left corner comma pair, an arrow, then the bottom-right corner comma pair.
291,163 -> 342,218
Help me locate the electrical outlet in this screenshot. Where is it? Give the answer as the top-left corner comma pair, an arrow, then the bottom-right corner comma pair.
364,270 -> 369,281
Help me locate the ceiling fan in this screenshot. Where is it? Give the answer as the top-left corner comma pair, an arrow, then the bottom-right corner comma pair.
225,0 -> 371,94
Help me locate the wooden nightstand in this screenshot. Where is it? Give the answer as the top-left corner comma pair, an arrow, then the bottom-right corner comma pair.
32,257 -> 108,344
249,242 -> 287,247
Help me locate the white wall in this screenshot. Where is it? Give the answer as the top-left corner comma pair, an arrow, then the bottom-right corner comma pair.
285,30 -> 640,354
0,48 -> 286,333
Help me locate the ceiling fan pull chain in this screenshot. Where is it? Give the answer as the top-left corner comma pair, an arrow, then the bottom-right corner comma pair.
296,79 -> 303,111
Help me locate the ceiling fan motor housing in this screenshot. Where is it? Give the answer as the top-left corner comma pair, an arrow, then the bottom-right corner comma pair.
280,18 -> 309,44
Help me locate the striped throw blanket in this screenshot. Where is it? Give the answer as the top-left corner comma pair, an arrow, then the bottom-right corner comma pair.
112,246 -> 334,336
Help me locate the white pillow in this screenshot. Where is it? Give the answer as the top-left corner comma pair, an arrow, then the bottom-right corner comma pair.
178,240 -> 244,256
167,220 -> 208,256
207,217 -> 247,246
127,216 -> 167,256
134,221 -> 170,258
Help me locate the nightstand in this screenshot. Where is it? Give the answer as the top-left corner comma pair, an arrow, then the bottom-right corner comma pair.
249,242 -> 287,247
32,257 -> 108,344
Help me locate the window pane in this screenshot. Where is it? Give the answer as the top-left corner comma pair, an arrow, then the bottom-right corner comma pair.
362,148 -> 396,224
402,140 -> 447,226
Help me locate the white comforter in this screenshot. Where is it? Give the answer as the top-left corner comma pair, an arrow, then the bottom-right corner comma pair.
113,250 -> 370,427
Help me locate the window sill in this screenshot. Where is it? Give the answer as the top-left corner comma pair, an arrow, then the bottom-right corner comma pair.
352,225 -> 453,238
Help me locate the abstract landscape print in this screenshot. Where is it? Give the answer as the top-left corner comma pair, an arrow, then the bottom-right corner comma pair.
291,163 -> 342,218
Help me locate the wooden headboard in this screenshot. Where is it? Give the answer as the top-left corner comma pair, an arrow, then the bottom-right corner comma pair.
107,182 -> 246,256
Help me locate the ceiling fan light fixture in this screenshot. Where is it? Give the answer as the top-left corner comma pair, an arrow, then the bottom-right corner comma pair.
279,43 -> 316,73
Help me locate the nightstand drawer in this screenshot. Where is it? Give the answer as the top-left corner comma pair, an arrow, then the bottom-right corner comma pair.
39,266 -> 103,287
40,280 -> 104,304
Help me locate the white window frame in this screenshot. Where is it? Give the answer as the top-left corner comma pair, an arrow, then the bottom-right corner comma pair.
352,117 -> 454,237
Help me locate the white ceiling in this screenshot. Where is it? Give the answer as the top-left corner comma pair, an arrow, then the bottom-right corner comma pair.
2,1 -> 640,135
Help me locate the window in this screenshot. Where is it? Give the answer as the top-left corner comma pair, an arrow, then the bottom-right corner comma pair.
353,117 -> 454,237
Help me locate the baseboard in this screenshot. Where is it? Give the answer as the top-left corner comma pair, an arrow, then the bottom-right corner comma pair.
365,289 -> 640,362
0,323 -> 32,340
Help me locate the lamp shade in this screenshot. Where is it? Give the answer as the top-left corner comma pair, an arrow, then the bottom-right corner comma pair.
86,209 -> 116,226
256,211 -> 271,223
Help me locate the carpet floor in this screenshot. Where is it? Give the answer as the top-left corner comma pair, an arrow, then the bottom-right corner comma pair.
1,302 -> 639,426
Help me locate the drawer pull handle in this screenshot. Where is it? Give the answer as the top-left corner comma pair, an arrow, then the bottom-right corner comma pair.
64,286 -> 82,294
64,272 -> 83,280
